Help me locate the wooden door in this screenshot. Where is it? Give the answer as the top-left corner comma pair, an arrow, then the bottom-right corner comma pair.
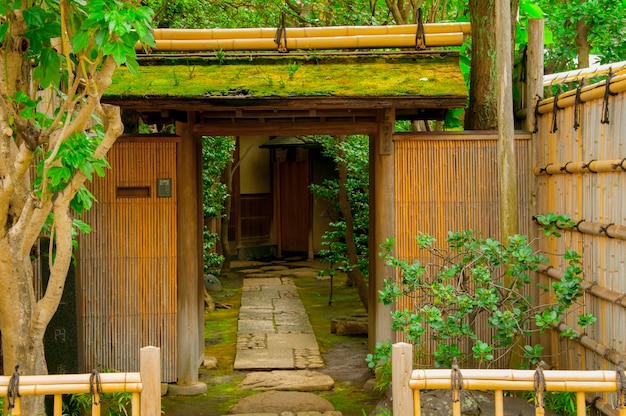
276,148 -> 311,254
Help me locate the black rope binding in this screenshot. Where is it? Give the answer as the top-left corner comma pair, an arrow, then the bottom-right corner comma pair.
415,8 -> 426,50
450,358 -> 463,404
612,157 -> 626,172
7,365 -> 20,411
274,12 -> 288,53
533,95 -> 542,134
560,161 -> 573,174
601,70 -> 618,124
599,223 -> 615,238
539,163 -> 553,176
573,80 -> 585,130
575,219 -> 585,233
617,362 -> 626,407
534,361 -> 547,409
582,159 -> 597,173
550,87 -> 562,134
89,367 -> 104,406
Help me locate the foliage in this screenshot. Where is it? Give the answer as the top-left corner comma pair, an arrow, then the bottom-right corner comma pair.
532,0 -> 626,72
371,214 -> 592,371
62,390 -> 132,416
201,136 -> 236,273
310,135 -> 369,280
0,5 -> 154,413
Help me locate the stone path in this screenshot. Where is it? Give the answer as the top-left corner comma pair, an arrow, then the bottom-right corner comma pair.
233,267 -> 324,370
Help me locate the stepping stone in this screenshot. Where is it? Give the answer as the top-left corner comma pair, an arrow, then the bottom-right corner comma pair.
229,391 -> 335,414
246,272 -> 281,278
260,265 -> 290,271
266,333 -> 318,350
234,348 -> 294,370
237,319 -> 275,334
239,370 -> 334,391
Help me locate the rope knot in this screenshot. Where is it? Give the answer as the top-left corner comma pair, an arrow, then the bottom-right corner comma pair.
7,365 -> 20,411
89,367 -> 104,406
534,361 -> 547,409
450,358 -> 463,403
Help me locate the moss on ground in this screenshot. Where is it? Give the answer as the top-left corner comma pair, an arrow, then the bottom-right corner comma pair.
106,54 -> 466,99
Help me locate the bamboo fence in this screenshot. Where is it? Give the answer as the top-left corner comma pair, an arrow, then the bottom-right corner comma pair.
0,346 -> 160,416
391,131 -> 533,368
533,67 -> 626,379
392,343 -> 626,416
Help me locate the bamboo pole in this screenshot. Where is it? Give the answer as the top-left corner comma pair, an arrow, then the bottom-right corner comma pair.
392,342 -> 414,416
54,394 -> 62,416
537,263 -> 626,308
576,392 -> 586,416
533,159 -> 626,176
148,32 -> 465,52
152,23 -> 472,41
409,378 -> 619,391
410,368 -> 619,381
552,322 -> 626,366
537,74 -> 626,113
495,390 -> 504,416
544,60 -> 626,86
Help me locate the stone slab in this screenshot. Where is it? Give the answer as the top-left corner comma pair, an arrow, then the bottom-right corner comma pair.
234,348 -> 294,370
229,391 -> 334,414
244,277 -> 283,287
266,333 -> 318,350
239,370 -> 334,391
238,319 -> 276,334
276,324 -> 314,334
238,310 -> 274,320
274,312 -> 312,327
240,298 -> 275,309
273,298 -> 307,313
167,382 -> 207,396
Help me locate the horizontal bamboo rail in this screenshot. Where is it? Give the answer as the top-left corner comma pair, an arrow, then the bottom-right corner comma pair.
537,72 -> 626,113
543,60 -> 626,86
148,32 -> 465,51
392,343 -> 626,416
533,158 -> 626,176
537,264 -> 626,308
152,22 -> 472,40
0,346 -> 160,416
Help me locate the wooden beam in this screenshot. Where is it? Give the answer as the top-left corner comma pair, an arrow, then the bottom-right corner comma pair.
193,119 -> 380,136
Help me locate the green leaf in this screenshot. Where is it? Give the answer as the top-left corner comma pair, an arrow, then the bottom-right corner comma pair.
33,48 -> 62,88
0,22 -> 8,44
72,219 -> 92,234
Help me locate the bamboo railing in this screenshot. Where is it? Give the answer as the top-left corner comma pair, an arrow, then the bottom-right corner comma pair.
392,343 -> 626,416
140,22 -> 470,52
0,346 -> 160,416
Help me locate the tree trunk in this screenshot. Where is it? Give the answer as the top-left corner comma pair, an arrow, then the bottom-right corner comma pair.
336,136 -> 369,312
575,18 -> 591,68
220,159 -> 233,273
466,0 -> 498,130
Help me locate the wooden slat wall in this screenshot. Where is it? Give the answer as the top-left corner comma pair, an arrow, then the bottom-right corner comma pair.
393,132 -> 532,367
76,139 -> 178,382
535,87 -> 626,375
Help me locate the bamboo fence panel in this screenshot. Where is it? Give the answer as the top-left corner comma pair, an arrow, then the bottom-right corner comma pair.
392,132 -> 531,367
77,139 -> 178,382
534,74 -> 626,394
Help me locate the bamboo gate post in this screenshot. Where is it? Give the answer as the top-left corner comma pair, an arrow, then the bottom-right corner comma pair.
140,346 -> 161,416
392,342 -> 414,416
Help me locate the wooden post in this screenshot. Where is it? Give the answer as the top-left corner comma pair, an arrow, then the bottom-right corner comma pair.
140,346 -> 161,416
176,119 -> 201,385
392,342 -> 414,416
496,0 -> 518,242
525,18 -> 544,133
369,110 -> 395,351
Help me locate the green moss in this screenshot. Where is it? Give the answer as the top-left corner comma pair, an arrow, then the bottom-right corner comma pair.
106,54 -> 467,99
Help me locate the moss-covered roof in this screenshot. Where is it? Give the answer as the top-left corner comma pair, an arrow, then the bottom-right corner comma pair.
105,53 -> 467,99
